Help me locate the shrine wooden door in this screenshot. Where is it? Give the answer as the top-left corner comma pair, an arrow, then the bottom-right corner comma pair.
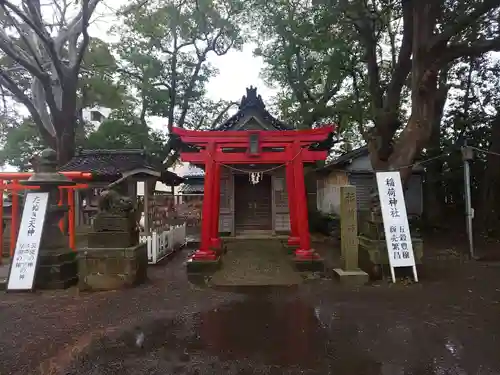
234,174 -> 272,231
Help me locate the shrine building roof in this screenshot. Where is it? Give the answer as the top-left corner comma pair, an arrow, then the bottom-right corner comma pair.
178,182 -> 204,194
59,149 -> 184,185
213,86 -> 293,131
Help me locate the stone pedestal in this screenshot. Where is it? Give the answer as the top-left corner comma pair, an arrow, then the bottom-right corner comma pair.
357,211 -> 424,279
35,207 -> 79,289
36,251 -> 78,289
78,244 -> 148,291
333,186 -> 369,286
77,198 -> 148,291
358,235 -> 424,278
87,231 -> 139,248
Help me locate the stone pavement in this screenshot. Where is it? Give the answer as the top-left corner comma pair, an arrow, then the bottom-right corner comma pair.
0,262 -> 8,290
210,240 -> 302,286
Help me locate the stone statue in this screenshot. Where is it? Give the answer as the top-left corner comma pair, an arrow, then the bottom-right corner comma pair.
82,189 -> 147,291
92,188 -> 138,235
97,189 -> 134,217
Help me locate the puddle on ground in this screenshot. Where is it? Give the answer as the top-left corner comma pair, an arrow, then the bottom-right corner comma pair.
65,294 -> 500,375
67,296 -> 383,374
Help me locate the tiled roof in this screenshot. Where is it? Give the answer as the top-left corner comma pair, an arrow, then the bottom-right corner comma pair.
324,147 -> 369,169
214,86 -> 292,131
178,183 -> 204,194
316,146 -> 424,173
170,162 -> 205,177
59,149 -> 184,185
315,146 -> 374,173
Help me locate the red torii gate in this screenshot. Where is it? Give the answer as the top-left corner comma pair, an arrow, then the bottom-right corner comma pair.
173,125 -> 335,262
0,172 -> 92,264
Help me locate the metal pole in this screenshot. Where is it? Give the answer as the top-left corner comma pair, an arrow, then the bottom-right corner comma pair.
462,141 -> 475,259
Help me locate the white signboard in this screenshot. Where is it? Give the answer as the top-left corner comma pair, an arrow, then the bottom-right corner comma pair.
375,171 -> 418,283
7,192 -> 49,291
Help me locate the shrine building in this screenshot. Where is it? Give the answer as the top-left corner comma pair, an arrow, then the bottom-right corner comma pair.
173,87 -> 334,265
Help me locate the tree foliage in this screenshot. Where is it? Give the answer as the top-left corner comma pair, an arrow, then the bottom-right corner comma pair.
251,0 -> 362,134
0,117 -> 44,171
253,0 -> 500,174
252,0 -> 500,232
85,109 -> 170,162
113,0 -> 246,164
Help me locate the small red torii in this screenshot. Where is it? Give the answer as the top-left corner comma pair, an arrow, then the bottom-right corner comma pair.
0,172 -> 92,264
173,125 -> 335,263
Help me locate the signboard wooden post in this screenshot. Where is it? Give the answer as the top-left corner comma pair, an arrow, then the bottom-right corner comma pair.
7,192 -> 49,291
375,171 -> 418,283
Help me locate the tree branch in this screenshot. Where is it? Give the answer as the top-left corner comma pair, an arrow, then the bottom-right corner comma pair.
2,0 -> 66,82
209,101 -> 238,129
118,0 -> 150,16
384,0 -> 412,114
0,0 -> 51,45
355,12 -> 383,110
0,31 -> 46,80
54,0 -> 101,53
439,38 -> 500,65
177,57 -> 204,128
0,4 -> 44,70
429,0 -> 500,52
292,46 -> 315,102
0,69 -> 55,148
72,0 -> 91,73
31,78 -> 57,136
282,39 -> 311,113
349,63 -> 368,142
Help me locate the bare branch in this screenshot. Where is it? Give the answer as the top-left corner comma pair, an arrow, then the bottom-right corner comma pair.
209,101 -> 238,128
439,38 -> 500,65
52,0 -> 70,29
72,0 -> 91,72
31,78 -> 57,136
429,0 -> 500,52
0,5 -> 44,70
118,0 -> 150,16
384,0 -> 412,114
0,69 -> 55,147
177,58 -> 204,127
0,0 -> 51,45
0,31 -> 46,80
54,0 -> 101,54
1,0 -> 66,81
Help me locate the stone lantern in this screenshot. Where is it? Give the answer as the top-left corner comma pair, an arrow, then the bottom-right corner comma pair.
21,148 -> 78,289
1,197 -> 12,258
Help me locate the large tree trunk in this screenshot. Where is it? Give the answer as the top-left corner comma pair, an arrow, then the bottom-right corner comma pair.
55,84 -> 78,166
56,129 -> 76,167
423,71 -> 449,225
375,1 -> 438,187
479,113 -> 500,233
366,113 -> 401,172
423,116 -> 444,226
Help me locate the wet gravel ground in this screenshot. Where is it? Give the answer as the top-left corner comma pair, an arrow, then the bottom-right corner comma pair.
1,246 -> 500,375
